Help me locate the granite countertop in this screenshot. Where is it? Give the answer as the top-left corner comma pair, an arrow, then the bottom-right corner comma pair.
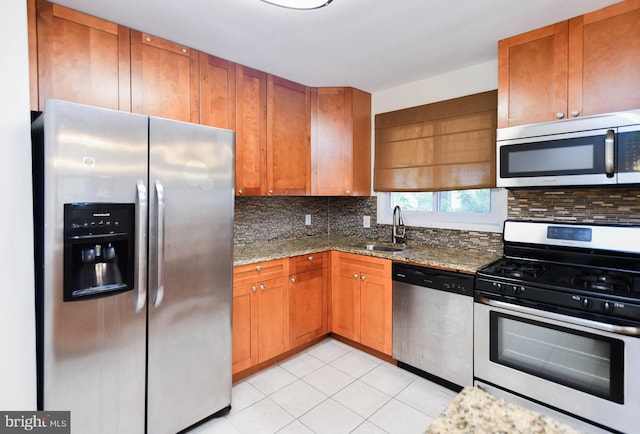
234,236 -> 500,273
427,386 -> 581,434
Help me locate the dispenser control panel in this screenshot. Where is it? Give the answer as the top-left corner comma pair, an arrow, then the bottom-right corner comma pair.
63,203 -> 135,301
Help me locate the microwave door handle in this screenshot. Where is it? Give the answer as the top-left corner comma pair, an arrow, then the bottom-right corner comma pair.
605,129 -> 615,177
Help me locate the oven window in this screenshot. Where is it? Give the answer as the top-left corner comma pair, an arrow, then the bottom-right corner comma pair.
490,312 -> 624,403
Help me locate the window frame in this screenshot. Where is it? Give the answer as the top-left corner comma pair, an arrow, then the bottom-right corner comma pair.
376,188 -> 508,233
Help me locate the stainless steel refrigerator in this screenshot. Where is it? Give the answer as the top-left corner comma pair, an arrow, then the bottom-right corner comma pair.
32,99 -> 234,434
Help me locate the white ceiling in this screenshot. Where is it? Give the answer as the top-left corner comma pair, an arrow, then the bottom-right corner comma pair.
52,0 -> 620,93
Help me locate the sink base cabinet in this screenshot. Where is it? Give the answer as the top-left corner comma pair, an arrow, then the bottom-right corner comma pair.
330,252 -> 392,356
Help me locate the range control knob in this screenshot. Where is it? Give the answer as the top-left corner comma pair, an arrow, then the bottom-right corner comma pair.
582,298 -> 593,308
511,286 -> 522,296
603,301 -> 614,313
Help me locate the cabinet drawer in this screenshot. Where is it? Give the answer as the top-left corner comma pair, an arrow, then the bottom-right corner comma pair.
289,251 -> 328,274
234,258 -> 289,285
331,251 -> 391,278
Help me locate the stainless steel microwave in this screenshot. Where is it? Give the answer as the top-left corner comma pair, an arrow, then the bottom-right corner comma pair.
497,110 -> 640,188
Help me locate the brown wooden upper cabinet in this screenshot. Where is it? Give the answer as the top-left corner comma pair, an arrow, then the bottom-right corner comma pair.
198,54 -> 236,130
498,0 -> 640,128
311,88 -> 371,196
31,0 -> 131,111
235,65 -> 267,196
130,31 -> 199,123
235,69 -> 311,196
267,75 -> 311,196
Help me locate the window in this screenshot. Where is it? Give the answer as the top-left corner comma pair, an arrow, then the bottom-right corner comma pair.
376,188 -> 507,233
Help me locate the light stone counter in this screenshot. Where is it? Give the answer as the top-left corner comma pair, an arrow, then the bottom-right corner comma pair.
427,386 -> 581,434
234,235 -> 500,273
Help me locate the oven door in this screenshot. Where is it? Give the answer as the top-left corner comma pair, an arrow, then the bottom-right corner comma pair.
474,297 -> 640,433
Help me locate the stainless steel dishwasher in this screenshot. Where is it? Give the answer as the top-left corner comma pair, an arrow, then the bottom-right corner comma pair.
392,262 -> 474,389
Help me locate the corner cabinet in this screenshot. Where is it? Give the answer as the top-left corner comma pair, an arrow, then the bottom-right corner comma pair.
311,88 -> 371,196
289,252 -> 329,348
31,0 -> 131,111
232,259 -> 289,374
331,252 -> 392,355
498,0 -> 640,127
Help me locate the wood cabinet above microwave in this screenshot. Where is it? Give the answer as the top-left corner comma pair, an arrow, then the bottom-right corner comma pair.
498,0 -> 640,128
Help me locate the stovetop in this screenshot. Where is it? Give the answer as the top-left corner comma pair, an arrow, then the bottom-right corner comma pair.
475,220 -> 640,324
478,257 -> 640,299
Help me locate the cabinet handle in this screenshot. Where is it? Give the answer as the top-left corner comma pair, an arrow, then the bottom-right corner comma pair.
555,111 -> 565,119
268,189 -> 274,195
291,277 -> 296,283
570,109 -> 580,117
353,273 -> 359,279
308,255 -> 313,261
345,190 -> 350,195
260,284 -> 266,291
238,189 -> 244,195
256,265 -> 262,271
361,275 -> 366,281
251,285 -> 257,292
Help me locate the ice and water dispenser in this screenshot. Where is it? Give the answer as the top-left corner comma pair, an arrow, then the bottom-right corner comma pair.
63,203 -> 135,301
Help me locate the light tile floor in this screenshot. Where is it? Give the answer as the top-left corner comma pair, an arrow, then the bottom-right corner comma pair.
190,338 -> 457,434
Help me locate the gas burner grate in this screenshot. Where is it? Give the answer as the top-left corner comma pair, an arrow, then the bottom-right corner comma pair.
572,270 -> 632,293
492,260 -> 546,279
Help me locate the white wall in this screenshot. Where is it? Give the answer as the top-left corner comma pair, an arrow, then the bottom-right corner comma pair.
0,0 -> 37,409
372,59 -> 498,115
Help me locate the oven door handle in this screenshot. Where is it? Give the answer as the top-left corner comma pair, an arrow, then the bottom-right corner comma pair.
476,295 -> 640,336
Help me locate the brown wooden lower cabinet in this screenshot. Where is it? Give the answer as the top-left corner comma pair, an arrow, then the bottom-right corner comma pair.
289,253 -> 328,348
232,251 -> 392,376
232,259 -> 289,375
331,251 -> 393,356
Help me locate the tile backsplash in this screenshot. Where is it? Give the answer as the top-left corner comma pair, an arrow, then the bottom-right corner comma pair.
235,187 -> 640,253
507,187 -> 640,224
235,196 -> 503,253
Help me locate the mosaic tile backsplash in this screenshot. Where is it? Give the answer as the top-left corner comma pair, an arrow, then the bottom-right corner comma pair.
234,187 -> 640,253
235,196 -> 503,254
507,187 -> 640,225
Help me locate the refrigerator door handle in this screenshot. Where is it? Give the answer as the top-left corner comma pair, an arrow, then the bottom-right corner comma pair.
134,180 -> 148,313
153,179 -> 166,308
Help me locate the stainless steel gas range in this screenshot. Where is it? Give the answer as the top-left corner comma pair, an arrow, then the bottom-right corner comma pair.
474,220 -> 640,434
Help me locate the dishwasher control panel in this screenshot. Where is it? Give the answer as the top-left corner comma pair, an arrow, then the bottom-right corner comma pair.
392,262 -> 474,296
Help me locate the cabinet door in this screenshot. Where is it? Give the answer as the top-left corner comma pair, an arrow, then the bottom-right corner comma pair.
311,88 -> 371,196
34,0 -> 130,111
331,264 -> 361,342
257,276 -> 289,362
199,53 -> 236,129
360,274 -> 392,355
130,31 -> 198,122
290,268 -> 328,348
267,75 -> 311,196
235,65 -> 267,196
232,283 -> 258,374
569,0 -> 640,117
497,22 -> 569,127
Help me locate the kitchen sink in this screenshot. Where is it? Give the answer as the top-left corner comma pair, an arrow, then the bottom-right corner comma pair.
362,244 -> 405,253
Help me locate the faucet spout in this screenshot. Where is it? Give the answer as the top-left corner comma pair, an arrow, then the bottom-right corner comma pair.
392,205 -> 406,244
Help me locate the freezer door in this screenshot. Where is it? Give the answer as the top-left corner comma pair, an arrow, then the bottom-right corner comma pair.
36,100 -> 148,433
147,117 -> 234,433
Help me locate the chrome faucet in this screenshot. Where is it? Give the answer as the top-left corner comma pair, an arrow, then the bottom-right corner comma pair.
392,205 -> 406,244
